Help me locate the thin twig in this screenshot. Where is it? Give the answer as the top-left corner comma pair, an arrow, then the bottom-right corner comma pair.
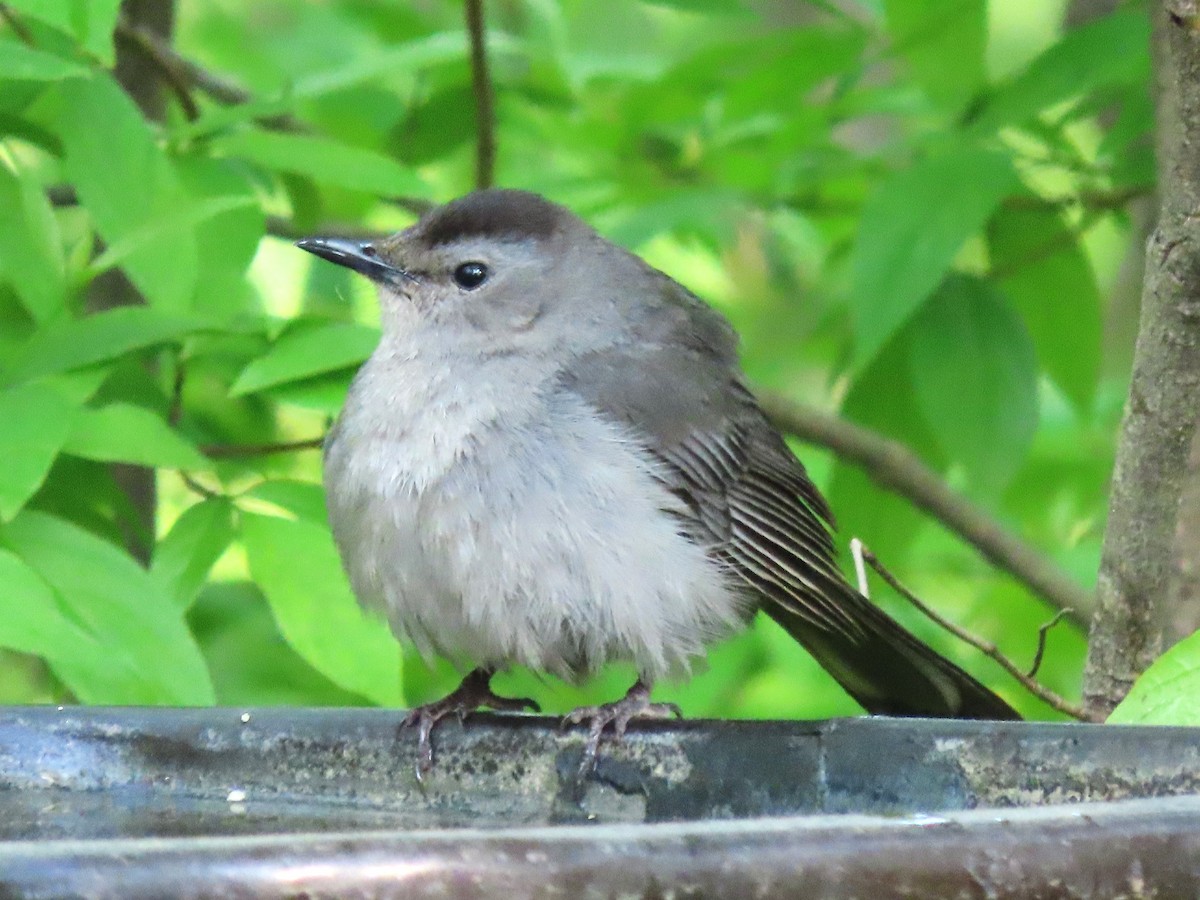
113,18 -> 304,131
179,471 -> 219,500
1000,185 -> 1150,212
0,3 -> 36,45
202,437 -> 324,459
1028,609 -> 1071,679
115,15 -> 200,121
989,208 -> 1107,281
465,0 -> 496,189
168,357 -> 186,427
757,391 -> 1095,624
859,546 -> 1101,722
787,186 -> 1150,218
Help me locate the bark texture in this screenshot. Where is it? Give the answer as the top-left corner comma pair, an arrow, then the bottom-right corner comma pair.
1083,2 -> 1200,713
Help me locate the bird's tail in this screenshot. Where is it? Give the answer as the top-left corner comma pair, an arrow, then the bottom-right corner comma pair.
764,581 -> 1020,720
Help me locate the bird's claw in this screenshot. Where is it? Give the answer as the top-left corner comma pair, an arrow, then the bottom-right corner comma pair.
562,681 -> 681,776
401,670 -> 538,780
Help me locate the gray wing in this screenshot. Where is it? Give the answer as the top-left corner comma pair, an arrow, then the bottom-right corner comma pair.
557,278 -> 864,643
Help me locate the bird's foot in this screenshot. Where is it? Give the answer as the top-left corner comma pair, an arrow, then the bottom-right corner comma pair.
403,668 -> 539,780
562,679 -> 682,776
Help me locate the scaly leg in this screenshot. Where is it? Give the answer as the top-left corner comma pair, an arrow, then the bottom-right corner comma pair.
403,667 -> 538,779
562,679 -> 682,775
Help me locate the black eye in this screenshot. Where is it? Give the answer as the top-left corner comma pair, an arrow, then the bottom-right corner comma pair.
452,261 -> 489,290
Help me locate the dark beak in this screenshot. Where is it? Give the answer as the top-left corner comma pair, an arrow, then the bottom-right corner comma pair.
295,236 -> 417,285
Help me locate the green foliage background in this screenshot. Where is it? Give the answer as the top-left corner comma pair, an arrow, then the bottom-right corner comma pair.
0,0 -> 1155,719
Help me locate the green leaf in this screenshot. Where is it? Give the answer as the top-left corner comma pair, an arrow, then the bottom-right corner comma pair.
230,321 -> 378,396
638,0 -> 748,13
0,162 -> 66,322
972,9 -> 1151,133
63,403 -> 208,469
175,154 -> 266,321
210,130 -> 425,196
54,76 -> 198,309
0,41 -> 89,81
244,479 -> 329,523
990,207 -> 1101,410
884,0 -> 986,111
850,146 -> 1018,368
3,306 -> 202,385
293,31 -> 470,99
0,548 -> 96,659
2,511 -> 215,704
0,547 -> 126,703
0,383 -> 77,521
190,580 -> 370,705
152,498 -> 236,608
3,0 -> 122,64
829,332 -> 944,563
1109,630 -> 1200,725
604,188 -> 742,249
84,194 -> 257,285
241,512 -> 403,706
908,275 -> 1038,491
264,372 -> 354,415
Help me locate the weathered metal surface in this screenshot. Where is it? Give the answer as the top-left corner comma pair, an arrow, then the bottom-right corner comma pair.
2,797 -> 1200,898
1,707 -> 1199,897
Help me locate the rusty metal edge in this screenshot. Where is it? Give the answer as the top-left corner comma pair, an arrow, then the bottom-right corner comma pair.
2,794 -> 1199,898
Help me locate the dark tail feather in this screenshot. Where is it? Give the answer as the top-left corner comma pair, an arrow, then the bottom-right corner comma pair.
764,582 -> 1021,721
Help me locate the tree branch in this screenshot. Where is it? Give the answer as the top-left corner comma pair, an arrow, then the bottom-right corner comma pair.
115,12 -> 199,121
999,186 -> 1150,212
465,0 -> 496,189
201,437 -> 324,459
757,391 -> 1094,624
1027,609 -> 1071,679
860,546 -> 1100,722
0,4 -> 36,45
988,208 -> 1107,281
113,17 -> 304,131
1082,2 -> 1200,713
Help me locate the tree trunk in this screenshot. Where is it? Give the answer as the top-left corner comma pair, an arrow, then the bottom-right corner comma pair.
1083,1 -> 1200,714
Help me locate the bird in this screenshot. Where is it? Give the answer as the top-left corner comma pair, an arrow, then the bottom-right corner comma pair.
297,189 -> 1019,775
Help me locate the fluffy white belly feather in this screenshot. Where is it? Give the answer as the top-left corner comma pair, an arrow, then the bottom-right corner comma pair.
323,345 -> 742,681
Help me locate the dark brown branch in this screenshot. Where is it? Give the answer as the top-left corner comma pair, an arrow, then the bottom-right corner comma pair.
113,17 -> 304,131
202,437 -> 324,459
785,186 -> 1149,219
1000,186 -> 1150,212
115,14 -> 199,120
860,547 -> 1101,722
465,0 -> 496,189
115,17 -> 248,105
757,391 -> 1094,624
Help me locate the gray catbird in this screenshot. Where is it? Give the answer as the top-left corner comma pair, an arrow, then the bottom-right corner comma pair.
298,189 -> 1019,773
